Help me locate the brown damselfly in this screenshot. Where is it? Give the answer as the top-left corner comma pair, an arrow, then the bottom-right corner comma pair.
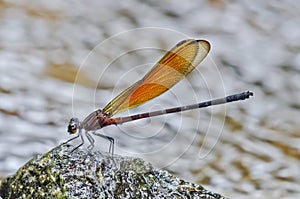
65,39 -> 253,154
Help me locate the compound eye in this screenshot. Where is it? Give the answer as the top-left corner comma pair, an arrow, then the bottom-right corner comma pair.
68,123 -> 77,134
67,118 -> 79,134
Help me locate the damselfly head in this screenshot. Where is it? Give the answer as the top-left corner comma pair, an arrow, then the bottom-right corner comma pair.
67,118 -> 80,134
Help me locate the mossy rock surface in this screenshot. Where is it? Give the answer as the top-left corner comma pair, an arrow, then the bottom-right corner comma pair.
0,144 -> 227,199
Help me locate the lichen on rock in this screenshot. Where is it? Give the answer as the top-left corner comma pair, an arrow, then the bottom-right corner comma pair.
0,144 -> 227,199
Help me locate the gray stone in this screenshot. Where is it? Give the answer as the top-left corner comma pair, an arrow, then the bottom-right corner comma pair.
0,144 -> 227,199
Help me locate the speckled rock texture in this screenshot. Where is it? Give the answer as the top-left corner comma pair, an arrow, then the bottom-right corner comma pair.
0,144 -> 227,199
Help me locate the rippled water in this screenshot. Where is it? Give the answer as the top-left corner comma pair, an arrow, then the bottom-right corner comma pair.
0,1 -> 299,198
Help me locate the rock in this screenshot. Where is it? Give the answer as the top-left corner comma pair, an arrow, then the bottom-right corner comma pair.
0,144 -> 227,199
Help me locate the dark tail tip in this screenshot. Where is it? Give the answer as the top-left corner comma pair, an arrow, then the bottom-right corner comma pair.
246,91 -> 254,98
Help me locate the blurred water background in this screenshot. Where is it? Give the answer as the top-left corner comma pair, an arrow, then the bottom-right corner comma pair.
0,1 -> 299,198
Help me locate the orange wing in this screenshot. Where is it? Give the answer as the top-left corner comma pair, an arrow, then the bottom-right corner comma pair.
103,39 -> 210,116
